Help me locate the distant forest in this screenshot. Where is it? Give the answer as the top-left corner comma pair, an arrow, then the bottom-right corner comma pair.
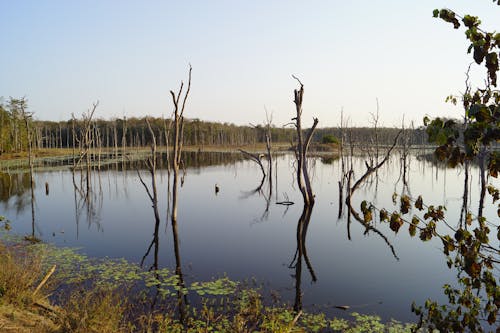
0,100 -> 428,153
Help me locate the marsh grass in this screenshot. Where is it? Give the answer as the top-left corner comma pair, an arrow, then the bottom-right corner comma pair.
57,284 -> 129,333
0,242 -> 46,307
0,237 -> 417,332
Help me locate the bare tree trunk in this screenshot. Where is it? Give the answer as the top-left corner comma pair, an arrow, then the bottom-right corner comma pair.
338,109 -> 346,218
171,65 -> 192,223
121,116 -> 127,164
169,65 -> 192,323
20,100 -> 36,239
292,76 -> 318,207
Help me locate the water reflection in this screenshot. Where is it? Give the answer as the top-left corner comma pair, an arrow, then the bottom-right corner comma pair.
136,136 -> 189,321
0,172 -> 32,212
289,203 -> 317,312
2,151 -> 489,322
72,167 -> 103,234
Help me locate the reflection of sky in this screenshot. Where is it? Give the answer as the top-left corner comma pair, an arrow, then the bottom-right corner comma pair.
3,153 -> 498,323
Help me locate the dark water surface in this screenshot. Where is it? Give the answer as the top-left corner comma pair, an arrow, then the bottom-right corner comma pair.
1,152 -> 497,322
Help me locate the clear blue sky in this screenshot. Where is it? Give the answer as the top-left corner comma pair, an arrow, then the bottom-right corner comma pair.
1,1 -> 498,127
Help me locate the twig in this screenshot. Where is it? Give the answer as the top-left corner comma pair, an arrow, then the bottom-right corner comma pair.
290,310 -> 302,329
33,265 -> 56,296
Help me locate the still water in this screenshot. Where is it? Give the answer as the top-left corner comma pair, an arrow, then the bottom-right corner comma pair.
1,151 -> 496,322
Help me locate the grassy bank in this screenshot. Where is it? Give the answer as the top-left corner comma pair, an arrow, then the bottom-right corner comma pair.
0,233 -> 415,333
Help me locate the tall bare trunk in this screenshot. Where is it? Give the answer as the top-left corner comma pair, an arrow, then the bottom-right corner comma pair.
292,76 -> 318,207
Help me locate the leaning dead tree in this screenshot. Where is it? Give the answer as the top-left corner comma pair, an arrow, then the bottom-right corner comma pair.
238,149 -> 266,179
346,130 -> 402,212
291,76 -> 318,206
345,130 -> 402,246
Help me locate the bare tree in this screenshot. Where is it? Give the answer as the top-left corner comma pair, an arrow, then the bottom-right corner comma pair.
16,98 -> 37,240
169,65 -> 192,322
345,130 -> 402,242
170,65 -> 192,224
291,76 -> 318,207
72,102 -> 98,199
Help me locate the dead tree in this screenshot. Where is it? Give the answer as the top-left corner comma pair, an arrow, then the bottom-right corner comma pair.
239,149 -> 266,179
72,102 -> 98,199
398,117 -> 413,189
338,109 -> 348,218
264,109 -> 273,203
170,65 -> 192,224
169,65 -> 192,322
345,130 -> 402,242
17,98 -> 37,240
291,76 -> 318,206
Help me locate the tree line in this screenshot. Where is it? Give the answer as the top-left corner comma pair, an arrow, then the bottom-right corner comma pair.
1,97 -> 428,154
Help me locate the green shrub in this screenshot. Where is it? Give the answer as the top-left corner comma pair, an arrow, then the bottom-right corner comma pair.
321,134 -> 339,144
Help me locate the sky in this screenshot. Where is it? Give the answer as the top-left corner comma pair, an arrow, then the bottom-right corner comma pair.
1,1 -> 499,128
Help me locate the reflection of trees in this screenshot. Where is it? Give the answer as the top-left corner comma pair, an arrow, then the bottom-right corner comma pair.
289,204 -> 317,312
72,169 -> 103,235
0,172 -> 32,213
240,154 -> 275,223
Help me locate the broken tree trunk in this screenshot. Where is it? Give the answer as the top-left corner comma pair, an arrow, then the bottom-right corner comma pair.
292,76 -> 318,207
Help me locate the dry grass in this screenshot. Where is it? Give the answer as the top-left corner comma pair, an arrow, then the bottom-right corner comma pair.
0,243 -> 45,307
57,285 -> 129,333
0,148 -> 74,161
0,303 -> 60,333
0,240 -> 133,333
0,242 -> 60,332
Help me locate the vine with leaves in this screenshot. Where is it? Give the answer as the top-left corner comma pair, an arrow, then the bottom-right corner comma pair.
359,3 -> 500,332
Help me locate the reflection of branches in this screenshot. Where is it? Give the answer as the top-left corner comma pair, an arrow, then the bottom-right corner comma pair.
242,173 -> 273,224
289,204 -> 317,312
459,161 -> 470,228
140,231 -> 159,271
137,118 -> 161,272
348,205 -> 399,261
72,176 -> 103,235
240,173 -> 266,199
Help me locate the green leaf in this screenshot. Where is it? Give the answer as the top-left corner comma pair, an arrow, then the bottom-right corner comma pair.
462,15 -> 480,28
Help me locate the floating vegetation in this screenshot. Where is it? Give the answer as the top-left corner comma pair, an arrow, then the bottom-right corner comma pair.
0,233 -> 418,332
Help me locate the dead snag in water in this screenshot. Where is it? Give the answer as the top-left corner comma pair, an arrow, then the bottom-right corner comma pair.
238,149 -> 266,179
72,102 -> 99,197
345,130 -> 402,243
17,98 -> 36,238
291,75 -> 318,207
170,64 -> 192,223
169,65 -> 192,322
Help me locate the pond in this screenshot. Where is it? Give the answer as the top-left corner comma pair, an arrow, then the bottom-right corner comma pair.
0,150 -> 497,323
